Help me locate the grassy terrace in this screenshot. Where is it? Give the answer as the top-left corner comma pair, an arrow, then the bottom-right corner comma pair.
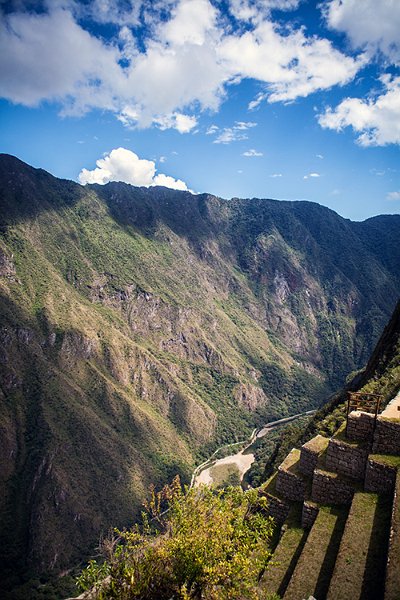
303,434 -> 330,454
369,453 -> 400,468
259,504 -> 307,598
327,492 -> 392,600
284,505 -> 348,600
385,471 -> 400,600
333,422 -> 371,449
279,448 -> 301,471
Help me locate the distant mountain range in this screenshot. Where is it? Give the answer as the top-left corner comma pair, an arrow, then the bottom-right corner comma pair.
0,154 -> 399,591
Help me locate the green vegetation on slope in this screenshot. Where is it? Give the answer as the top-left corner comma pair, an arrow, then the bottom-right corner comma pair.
1,154 -> 400,592
327,492 -> 392,600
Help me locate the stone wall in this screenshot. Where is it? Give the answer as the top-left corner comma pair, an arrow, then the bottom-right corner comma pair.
325,438 -> 369,480
302,501 -> 319,528
372,418 -> 400,455
276,469 -> 306,502
364,458 -> 397,493
346,410 -> 375,442
384,471 -> 400,600
311,469 -> 354,505
263,493 -> 291,524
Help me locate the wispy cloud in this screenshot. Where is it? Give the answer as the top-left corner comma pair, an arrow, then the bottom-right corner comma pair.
242,148 -> 263,157
270,173 -> 283,177
303,172 -> 321,179
387,191 -> 400,201
212,121 -> 257,144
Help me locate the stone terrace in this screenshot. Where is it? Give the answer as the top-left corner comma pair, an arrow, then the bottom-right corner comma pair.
259,395 -> 400,599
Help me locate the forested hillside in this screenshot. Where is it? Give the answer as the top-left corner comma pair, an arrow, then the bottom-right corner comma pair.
1,154 -> 399,592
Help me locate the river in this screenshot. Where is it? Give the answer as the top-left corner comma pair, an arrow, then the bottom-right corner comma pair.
192,410 -> 316,487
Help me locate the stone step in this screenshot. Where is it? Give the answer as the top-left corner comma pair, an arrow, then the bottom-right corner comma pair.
283,505 -> 347,600
365,454 -> 400,494
327,491 -> 392,600
311,468 -> 355,505
259,472 -> 291,525
299,434 -> 329,476
276,448 -> 308,502
301,500 -> 319,528
373,416 -> 400,456
325,424 -> 370,480
259,504 -> 307,598
385,470 -> 400,600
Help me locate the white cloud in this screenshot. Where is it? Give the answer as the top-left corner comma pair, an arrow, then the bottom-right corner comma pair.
0,0 -> 366,129
242,148 -> 263,156
318,75 -> 400,146
211,120 -> 257,143
159,156 -> 166,163
303,172 -> 320,179
155,113 -> 198,133
85,0 -> 143,26
0,8 -> 122,112
153,173 -> 189,191
118,107 -> 198,133
324,0 -> 400,64
387,191 -> 400,201
206,124 -> 219,135
270,173 -> 283,177
78,147 -> 191,191
214,129 -> 247,144
316,154 -> 324,159
228,0 -> 301,23
235,121 -> 257,129
219,21 -> 366,104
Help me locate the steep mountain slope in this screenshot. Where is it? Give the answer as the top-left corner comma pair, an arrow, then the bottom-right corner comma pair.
0,154 -> 399,590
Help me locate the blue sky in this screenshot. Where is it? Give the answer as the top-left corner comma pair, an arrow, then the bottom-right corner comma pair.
0,0 -> 399,221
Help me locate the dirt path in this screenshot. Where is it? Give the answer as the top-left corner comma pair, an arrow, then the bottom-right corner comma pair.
381,390 -> 400,419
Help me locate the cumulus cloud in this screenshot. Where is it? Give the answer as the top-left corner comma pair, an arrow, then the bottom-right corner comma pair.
318,75 -> 400,146
0,0 -> 366,129
220,21 -> 366,104
324,0 -> 400,63
78,147 -> 191,191
242,148 -> 263,156
387,191 -> 400,201
0,8 -> 122,112
303,172 -> 320,179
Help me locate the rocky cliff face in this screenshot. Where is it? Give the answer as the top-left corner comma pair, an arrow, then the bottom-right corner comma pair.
0,154 -> 399,589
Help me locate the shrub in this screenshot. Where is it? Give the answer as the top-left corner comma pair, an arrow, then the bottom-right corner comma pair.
77,477 -> 274,599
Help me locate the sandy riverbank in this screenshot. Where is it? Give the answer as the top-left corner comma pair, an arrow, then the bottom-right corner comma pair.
194,449 -> 255,486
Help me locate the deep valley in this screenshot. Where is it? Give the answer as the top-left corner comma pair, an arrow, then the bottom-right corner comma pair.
1,154 -> 400,595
